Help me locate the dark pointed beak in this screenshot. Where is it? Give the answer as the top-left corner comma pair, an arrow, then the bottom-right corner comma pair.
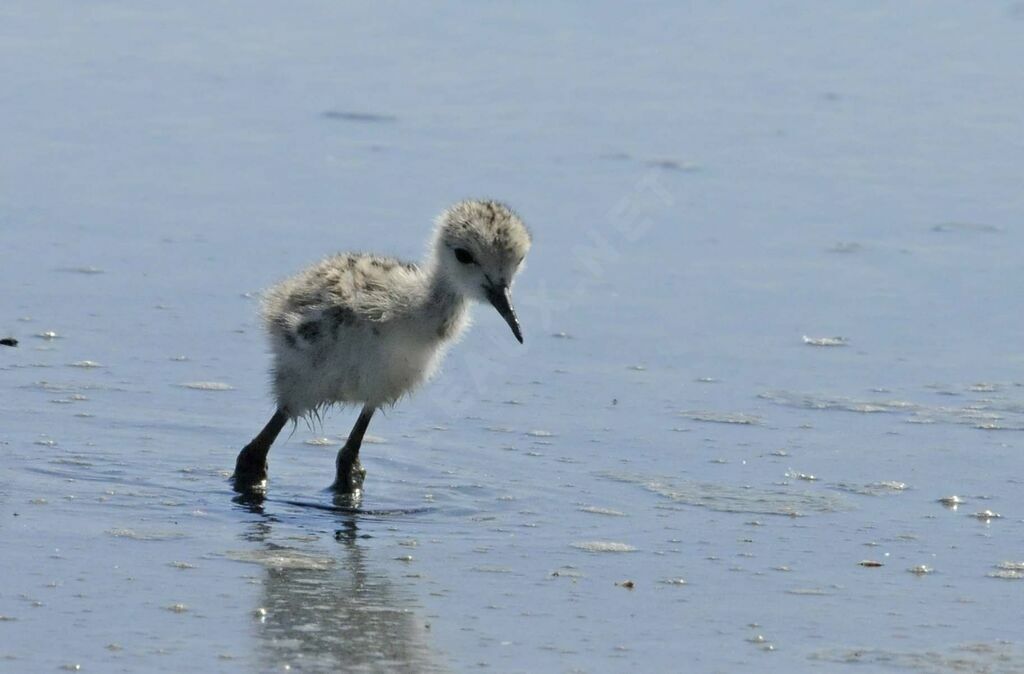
486,283 -> 523,343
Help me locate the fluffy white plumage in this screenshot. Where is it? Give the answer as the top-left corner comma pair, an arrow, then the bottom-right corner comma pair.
261,199 -> 531,417
233,199 -> 531,495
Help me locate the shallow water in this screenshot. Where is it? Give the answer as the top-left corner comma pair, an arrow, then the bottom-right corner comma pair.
2,2 -> 1024,672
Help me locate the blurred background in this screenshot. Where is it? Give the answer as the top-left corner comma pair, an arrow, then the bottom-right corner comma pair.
2,3 -> 1023,672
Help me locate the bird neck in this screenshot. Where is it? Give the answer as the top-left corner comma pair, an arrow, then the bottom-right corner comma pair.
422,261 -> 469,332
427,272 -> 465,308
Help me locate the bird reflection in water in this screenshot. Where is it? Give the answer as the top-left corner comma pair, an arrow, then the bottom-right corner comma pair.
232,493 -> 442,672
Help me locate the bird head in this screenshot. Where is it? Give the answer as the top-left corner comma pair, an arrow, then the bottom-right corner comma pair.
433,200 -> 531,343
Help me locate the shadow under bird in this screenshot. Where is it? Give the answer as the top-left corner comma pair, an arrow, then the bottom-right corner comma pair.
233,200 -> 531,495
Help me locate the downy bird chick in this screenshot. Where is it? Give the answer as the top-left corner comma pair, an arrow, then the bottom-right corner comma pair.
233,200 -> 531,495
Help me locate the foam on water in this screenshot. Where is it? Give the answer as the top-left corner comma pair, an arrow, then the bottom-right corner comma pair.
601,471 -> 848,516
760,390 -> 1024,430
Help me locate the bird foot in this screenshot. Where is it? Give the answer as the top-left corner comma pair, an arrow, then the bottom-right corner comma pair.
231,471 -> 267,494
331,459 -> 366,495
232,449 -> 268,493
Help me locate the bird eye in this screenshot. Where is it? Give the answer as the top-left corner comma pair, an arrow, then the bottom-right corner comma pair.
454,248 -> 476,265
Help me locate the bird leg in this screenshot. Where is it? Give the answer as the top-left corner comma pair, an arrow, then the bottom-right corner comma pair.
332,406 -> 375,493
233,409 -> 288,492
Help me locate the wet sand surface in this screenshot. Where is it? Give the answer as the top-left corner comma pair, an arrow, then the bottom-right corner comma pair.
2,3 -> 1024,672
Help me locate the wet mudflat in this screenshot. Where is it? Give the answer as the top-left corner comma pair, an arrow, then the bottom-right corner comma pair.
2,2 -> 1023,672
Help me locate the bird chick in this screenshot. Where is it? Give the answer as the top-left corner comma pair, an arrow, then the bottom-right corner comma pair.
233,200 -> 531,495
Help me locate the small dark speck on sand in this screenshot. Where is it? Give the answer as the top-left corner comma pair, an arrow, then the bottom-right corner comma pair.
322,110 -> 397,123
645,159 -> 701,172
0,338 -> 17,347
828,242 -> 863,253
